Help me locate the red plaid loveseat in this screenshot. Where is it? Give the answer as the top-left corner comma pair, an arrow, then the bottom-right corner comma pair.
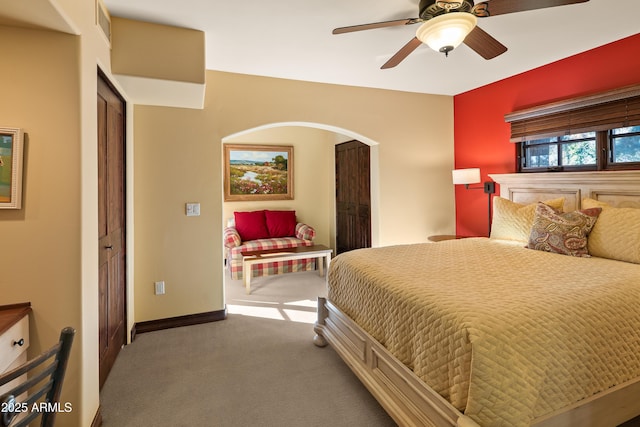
224,210 -> 316,280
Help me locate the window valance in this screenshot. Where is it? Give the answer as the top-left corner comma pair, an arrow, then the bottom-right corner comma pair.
505,84 -> 640,142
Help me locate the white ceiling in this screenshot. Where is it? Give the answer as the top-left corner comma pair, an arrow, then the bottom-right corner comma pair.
102,0 -> 639,96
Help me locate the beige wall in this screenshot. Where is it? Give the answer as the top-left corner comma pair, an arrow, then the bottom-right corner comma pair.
0,26 -> 83,426
111,17 -> 205,84
132,105 -> 220,320
210,72 -> 456,246
133,70 -> 456,323
1,0 -> 120,425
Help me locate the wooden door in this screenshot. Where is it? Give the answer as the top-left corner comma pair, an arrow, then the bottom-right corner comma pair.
335,140 -> 371,254
97,73 -> 126,389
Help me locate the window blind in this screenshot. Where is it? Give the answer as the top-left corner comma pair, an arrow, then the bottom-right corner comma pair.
505,84 -> 640,142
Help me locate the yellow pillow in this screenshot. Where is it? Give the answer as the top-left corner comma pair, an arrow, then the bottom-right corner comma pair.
581,198 -> 640,264
490,197 -> 565,243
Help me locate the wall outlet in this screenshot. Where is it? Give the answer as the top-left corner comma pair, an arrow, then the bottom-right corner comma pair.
154,281 -> 165,295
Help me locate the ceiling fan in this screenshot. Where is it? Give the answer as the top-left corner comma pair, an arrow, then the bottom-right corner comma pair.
333,0 -> 590,69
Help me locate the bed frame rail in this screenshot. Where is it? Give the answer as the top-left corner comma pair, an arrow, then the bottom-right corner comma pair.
315,297 -> 640,427
314,297 -> 479,427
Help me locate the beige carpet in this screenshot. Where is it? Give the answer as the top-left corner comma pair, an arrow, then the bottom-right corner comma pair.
100,270 -> 396,427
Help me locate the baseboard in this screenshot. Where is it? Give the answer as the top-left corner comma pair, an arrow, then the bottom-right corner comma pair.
130,308 -> 227,341
91,405 -> 102,427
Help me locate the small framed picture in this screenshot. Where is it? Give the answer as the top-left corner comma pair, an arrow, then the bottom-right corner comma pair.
0,127 -> 25,209
223,144 -> 293,201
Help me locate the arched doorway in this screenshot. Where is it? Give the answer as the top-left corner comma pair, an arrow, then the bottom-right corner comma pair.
221,121 -> 380,250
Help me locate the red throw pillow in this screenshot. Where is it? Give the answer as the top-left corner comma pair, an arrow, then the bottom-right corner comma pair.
234,210 -> 269,241
265,210 -> 297,238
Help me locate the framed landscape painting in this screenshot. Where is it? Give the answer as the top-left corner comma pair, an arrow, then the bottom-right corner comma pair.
224,144 -> 294,201
0,127 -> 24,209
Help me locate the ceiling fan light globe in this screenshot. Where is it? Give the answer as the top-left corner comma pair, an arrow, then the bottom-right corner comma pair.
416,12 -> 477,54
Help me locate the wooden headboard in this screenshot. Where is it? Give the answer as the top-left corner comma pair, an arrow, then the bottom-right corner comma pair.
489,171 -> 640,211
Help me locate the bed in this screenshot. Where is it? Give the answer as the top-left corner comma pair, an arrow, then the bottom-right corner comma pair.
314,171 -> 640,427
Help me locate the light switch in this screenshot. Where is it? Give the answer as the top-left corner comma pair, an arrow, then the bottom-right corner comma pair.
186,203 -> 200,216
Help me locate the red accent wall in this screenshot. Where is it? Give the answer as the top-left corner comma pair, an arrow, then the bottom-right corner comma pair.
453,33 -> 640,237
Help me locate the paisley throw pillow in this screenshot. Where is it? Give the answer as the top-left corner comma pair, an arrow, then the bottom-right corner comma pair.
527,203 -> 602,257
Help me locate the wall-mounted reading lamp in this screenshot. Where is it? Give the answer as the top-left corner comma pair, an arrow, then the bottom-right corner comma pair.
452,168 -> 496,236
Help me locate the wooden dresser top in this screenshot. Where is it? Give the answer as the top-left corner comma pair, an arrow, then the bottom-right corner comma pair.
0,303 -> 31,336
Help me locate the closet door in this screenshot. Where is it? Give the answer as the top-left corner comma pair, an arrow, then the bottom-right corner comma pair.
335,140 -> 371,254
97,73 -> 126,389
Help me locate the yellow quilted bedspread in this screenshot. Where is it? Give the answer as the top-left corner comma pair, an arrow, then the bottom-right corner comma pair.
327,238 -> 640,426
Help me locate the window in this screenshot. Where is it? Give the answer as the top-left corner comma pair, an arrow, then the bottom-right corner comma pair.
522,132 -> 596,170
506,85 -> 640,172
519,127 -> 640,171
611,126 -> 640,164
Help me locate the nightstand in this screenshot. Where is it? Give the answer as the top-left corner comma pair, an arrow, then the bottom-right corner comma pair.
427,235 -> 468,242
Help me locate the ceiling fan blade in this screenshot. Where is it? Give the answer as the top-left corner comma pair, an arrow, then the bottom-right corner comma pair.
463,26 -> 507,59
333,18 -> 420,35
381,37 -> 423,69
481,0 -> 589,17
